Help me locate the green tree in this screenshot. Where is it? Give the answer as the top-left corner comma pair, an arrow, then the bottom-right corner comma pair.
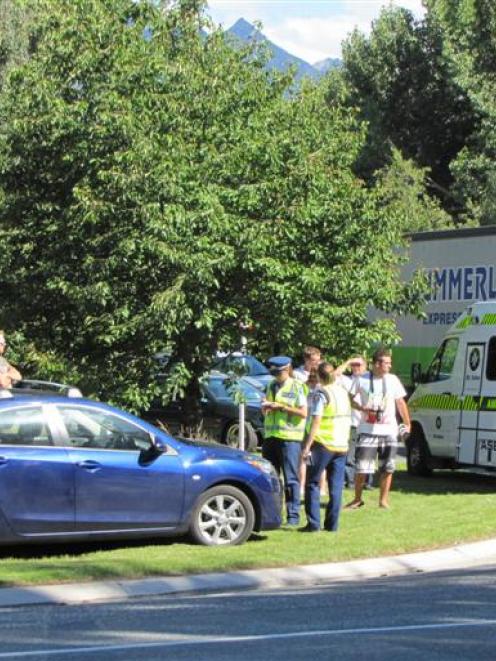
0,0 -> 34,90
337,6 -> 477,219
0,0 -> 422,418
376,147 -> 454,233
426,0 -> 496,225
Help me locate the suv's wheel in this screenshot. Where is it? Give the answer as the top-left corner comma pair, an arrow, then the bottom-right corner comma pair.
223,421 -> 258,452
407,425 -> 432,476
190,485 -> 255,546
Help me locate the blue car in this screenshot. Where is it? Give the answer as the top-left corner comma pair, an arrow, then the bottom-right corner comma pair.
0,394 -> 281,546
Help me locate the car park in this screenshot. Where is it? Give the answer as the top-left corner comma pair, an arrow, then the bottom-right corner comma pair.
0,393 -> 281,547
146,372 -> 264,452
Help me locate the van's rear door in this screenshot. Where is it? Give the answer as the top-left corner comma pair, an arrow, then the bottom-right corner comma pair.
458,343 -> 485,464
475,336 -> 496,467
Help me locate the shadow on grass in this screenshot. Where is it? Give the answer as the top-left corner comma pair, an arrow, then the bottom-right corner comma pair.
393,469 -> 496,495
0,530 -> 269,564
0,533 -> 190,562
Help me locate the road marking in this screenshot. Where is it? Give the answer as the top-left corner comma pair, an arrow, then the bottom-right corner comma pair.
2,619 -> 496,658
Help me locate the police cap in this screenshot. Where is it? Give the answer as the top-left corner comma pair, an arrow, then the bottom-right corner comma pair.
267,356 -> 292,372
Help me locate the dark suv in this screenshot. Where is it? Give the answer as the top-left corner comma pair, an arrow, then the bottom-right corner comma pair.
146,373 -> 264,452
11,379 -> 83,398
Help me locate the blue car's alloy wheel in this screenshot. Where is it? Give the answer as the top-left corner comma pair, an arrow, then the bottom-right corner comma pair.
190,485 -> 255,546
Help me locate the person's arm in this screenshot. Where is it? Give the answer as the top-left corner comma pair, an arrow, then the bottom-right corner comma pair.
396,397 -> 411,433
270,400 -> 307,419
301,414 -> 322,460
8,365 -> 21,383
334,358 -> 353,378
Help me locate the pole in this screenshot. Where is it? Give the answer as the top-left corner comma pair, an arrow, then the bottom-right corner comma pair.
238,332 -> 248,451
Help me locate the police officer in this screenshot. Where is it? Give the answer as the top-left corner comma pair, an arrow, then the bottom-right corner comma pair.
262,356 -> 307,527
301,362 -> 351,532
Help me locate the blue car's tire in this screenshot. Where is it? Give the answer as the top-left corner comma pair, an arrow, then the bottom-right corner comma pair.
190,485 -> 255,546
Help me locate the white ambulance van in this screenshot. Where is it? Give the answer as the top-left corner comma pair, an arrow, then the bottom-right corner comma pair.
407,300 -> 496,475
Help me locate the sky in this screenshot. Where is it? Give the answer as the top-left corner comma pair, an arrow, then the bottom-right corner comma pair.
207,0 -> 426,64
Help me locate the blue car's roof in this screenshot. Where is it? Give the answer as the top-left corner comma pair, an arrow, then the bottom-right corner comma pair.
0,395 -> 159,430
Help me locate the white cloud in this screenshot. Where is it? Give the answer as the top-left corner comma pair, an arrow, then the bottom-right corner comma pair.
265,16 -> 372,62
207,1 -> 426,63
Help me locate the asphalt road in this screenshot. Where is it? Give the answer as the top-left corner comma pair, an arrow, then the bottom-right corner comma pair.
1,566 -> 496,660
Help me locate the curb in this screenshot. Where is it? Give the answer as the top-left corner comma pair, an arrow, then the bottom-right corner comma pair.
1,538 -> 496,608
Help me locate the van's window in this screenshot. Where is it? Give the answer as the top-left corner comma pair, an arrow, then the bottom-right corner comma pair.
486,337 -> 496,381
426,338 -> 459,382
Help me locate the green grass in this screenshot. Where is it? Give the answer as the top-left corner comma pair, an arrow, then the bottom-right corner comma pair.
1,467 -> 496,587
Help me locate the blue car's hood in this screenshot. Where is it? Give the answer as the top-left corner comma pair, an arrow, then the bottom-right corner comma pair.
178,437 -> 250,461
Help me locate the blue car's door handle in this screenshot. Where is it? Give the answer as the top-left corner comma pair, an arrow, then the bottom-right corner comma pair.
0,456 -> 8,466
76,460 -> 102,471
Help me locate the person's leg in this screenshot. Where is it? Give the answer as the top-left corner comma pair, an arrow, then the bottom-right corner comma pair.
304,444 -> 328,530
379,472 -> 393,508
281,441 -> 302,525
365,472 -> 374,489
377,437 -> 397,508
345,435 -> 376,508
262,437 -> 284,507
344,428 -> 357,488
319,468 -> 328,496
324,452 -> 347,531
299,461 -> 306,497
262,437 -> 282,475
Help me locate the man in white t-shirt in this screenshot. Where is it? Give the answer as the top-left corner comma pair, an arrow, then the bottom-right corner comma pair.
345,348 -> 410,510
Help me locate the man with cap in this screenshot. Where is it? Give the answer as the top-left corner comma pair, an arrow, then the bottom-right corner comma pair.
262,356 -> 307,526
0,331 -> 21,396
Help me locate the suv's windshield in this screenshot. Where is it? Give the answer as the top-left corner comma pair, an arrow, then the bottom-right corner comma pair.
204,377 -> 263,402
212,355 -> 269,377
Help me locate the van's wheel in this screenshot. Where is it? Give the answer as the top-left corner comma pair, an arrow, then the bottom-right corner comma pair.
223,421 -> 258,452
190,485 -> 255,546
407,426 -> 432,476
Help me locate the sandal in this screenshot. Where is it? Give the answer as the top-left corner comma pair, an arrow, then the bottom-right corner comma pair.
344,500 -> 365,510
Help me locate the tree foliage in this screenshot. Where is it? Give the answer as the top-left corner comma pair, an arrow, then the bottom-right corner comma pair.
336,6 -> 477,220
427,0 -> 496,225
0,0 -> 423,413
375,148 -> 453,233
0,0 -> 34,90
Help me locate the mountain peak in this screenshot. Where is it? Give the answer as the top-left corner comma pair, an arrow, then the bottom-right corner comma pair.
229,18 -> 258,39
225,18 -> 341,81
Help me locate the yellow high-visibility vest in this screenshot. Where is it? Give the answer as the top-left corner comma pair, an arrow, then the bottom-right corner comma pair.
313,383 -> 351,452
264,377 -> 306,441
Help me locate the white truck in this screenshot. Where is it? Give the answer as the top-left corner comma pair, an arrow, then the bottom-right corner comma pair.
394,225 -> 496,388
406,300 -> 496,475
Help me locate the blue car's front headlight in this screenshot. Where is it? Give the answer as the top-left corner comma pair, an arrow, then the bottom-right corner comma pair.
245,455 -> 276,477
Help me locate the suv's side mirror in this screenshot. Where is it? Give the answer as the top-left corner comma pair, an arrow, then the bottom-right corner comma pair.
411,362 -> 423,386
